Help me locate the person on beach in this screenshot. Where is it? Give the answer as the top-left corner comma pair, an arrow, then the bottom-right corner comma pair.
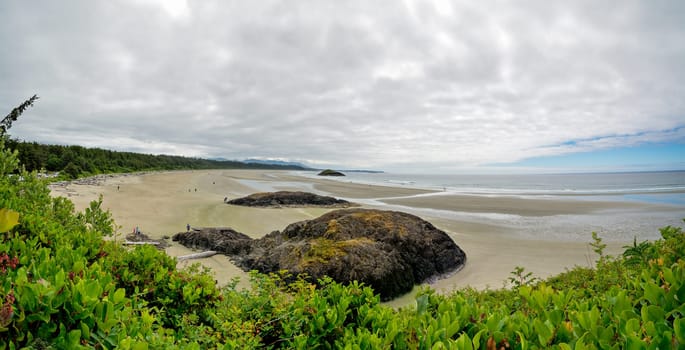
117,185 -> 120,191
186,223 -> 190,232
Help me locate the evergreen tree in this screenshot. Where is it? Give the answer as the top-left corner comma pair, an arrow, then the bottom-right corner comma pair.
0,95 -> 38,136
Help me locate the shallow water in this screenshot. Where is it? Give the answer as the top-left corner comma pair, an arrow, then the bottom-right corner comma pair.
298,170 -> 685,197
294,171 -> 685,242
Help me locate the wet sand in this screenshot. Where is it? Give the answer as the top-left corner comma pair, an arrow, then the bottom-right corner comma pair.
50,169 -> 680,304
382,193 -> 653,217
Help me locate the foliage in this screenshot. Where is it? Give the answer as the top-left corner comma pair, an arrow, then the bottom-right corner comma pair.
508,266 -> 538,289
0,132 -> 220,348
590,231 -> 606,259
0,208 -> 19,233
623,237 -> 653,267
0,140 -> 19,177
1,130 -> 684,348
0,95 -> 38,137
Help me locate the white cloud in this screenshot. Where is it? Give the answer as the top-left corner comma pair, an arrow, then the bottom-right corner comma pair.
128,0 -> 191,20
1,1 -> 683,171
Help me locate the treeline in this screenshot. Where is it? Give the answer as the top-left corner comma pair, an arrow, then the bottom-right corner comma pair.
5,139 -> 309,179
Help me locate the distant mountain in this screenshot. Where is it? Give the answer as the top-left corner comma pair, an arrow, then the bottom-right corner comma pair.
243,158 -> 310,168
210,158 -> 382,173
208,157 -> 231,161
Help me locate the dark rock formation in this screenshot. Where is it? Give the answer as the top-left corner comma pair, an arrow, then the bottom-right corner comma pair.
172,209 -> 466,301
226,191 -> 353,208
125,232 -> 169,249
172,227 -> 252,255
317,169 -> 345,176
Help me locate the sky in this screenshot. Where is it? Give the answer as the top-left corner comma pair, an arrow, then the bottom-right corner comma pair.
1,1 -> 684,173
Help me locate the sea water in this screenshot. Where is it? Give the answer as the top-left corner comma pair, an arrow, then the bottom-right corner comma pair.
320,171 -> 685,196
295,170 -> 685,242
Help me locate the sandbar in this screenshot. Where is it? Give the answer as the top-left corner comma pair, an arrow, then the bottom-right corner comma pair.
382,193 -> 661,217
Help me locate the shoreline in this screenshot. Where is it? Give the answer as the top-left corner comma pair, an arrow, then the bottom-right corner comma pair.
49,169 -> 685,303
381,193 -> 676,217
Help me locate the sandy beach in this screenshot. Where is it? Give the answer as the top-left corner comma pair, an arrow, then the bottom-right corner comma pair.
382,194 -> 650,216
50,169 -> 684,304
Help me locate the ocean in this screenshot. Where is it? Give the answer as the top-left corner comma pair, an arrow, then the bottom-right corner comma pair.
318,171 -> 685,198
295,170 -> 685,242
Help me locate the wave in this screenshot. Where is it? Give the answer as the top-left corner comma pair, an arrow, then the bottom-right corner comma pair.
292,170 -> 685,197
438,185 -> 685,196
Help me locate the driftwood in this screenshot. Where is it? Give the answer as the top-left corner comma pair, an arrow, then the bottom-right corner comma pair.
177,251 -> 217,261
123,241 -> 160,245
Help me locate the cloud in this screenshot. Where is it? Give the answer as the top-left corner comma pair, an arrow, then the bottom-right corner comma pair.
1,0 -> 684,171
530,126 -> 685,158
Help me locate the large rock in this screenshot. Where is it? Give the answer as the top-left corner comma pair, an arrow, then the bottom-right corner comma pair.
226,191 -> 353,208
172,209 -> 466,300
172,227 -> 252,255
125,231 -> 169,249
317,169 -> 345,176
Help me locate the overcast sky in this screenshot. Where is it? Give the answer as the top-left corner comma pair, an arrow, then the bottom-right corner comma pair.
1,1 -> 684,173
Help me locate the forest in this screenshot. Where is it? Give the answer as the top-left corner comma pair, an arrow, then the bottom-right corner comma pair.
4,139 -> 308,180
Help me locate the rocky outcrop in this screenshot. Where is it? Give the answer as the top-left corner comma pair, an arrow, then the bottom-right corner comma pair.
125,231 -> 169,249
172,227 -> 252,255
172,209 -> 466,301
226,191 -> 353,208
317,169 -> 345,176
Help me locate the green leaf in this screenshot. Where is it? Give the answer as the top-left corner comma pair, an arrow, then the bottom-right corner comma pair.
431,341 -> 446,350
574,334 -> 589,350
0,208 -> 19,233
662,267 -> 675,285
546,309 -> 564,325
455,333 -> 473,350
80,322 -> 91,340
675,283 -> 685,304
132,341 -> 149,350
416,294 -> 429,315
445,320 -> 460,339
641,305 -> 665,324
626,336 -> 647,350
113,288 -> 126,304
472,329 -> 488,347
533,319 -> 553,346
625,318 -> 641,335
643,281 -> 665,306
54,270 -> 66,290
674,318 -> 685,343
68,329 -> 81,347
